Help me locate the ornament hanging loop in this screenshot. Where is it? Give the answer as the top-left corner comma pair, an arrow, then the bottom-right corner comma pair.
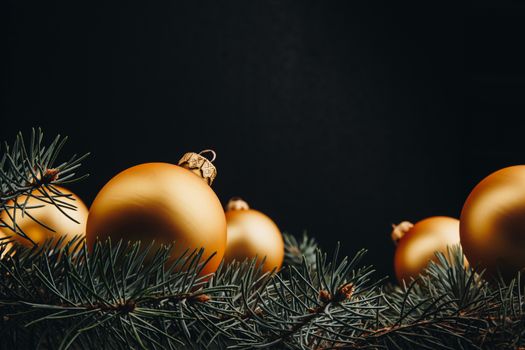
226,197 -> 250,211
391,221 -> 414,245
199,149 -> 216,163
178,150 -> 218,186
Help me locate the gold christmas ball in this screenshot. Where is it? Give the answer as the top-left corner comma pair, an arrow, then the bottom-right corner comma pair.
460,165 -> 525,279
0,186 -> 88,248
224,198 -> 284,273
393,216 -> 462,283
86,152 -> 226,276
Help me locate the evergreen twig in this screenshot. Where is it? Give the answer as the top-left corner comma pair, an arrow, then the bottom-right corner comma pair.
0,130 -> 523,349
0,128 -> 89,245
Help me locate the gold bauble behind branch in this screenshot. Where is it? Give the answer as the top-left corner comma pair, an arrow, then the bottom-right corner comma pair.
393,216 -> 464,283
460,165 -> 525,279
224,198 -> 284,273
0,186 -> 89,247
85,151 -> 227,276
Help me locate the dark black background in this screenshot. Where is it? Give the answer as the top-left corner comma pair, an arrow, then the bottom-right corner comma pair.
3,1 -> 525,279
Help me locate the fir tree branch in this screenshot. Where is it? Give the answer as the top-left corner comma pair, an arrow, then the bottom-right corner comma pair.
1,130 -> 524,349
284,232 -> 318,268
0,129 -> 89,245
0,234 -> 524,349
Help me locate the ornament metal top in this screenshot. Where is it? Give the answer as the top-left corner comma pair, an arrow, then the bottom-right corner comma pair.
226,197 -> 250,211
178,150 -> 217,185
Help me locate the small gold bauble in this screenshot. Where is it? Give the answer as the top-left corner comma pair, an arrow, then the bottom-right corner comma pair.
460,165 -> 525,279
86,152 -> 226,276
0,186 -> 88,248
393,216 -> 463,283
224,198 -> 284,273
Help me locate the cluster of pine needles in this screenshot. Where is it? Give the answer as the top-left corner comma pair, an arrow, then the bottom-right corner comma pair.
0,129 -> 523,349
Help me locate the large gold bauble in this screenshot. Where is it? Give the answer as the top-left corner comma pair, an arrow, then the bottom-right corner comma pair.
86,160 -> 227,276
0,186 -> 88,247
223,198 -> 284,273
393,216 -> 462,283
460,165 -> 525,279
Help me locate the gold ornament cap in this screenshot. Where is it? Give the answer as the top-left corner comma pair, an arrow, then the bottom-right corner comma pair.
226,197 -> 250,211
391,221 -> 414,245
178,150 -> 217,185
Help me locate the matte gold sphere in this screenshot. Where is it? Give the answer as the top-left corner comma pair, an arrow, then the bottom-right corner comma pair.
460,165 -> 525,279
224,198 -> 284,273
0,186 -> 88,247
394,216 -> 462,283
86,163 -> 227,276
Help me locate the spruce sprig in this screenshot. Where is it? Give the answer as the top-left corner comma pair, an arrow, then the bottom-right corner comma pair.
0,130 -> 524,349
0,128 -> 89,245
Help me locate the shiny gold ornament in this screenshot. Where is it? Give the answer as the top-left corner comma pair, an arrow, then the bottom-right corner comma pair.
86,151 -> 227,276
460,165 -> 525,279
0,186 -> 88,247
393,216 -> 463,283
224,198 -> 284,273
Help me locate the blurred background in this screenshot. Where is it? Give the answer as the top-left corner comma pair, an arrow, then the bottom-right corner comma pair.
3,1 -> 525,279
